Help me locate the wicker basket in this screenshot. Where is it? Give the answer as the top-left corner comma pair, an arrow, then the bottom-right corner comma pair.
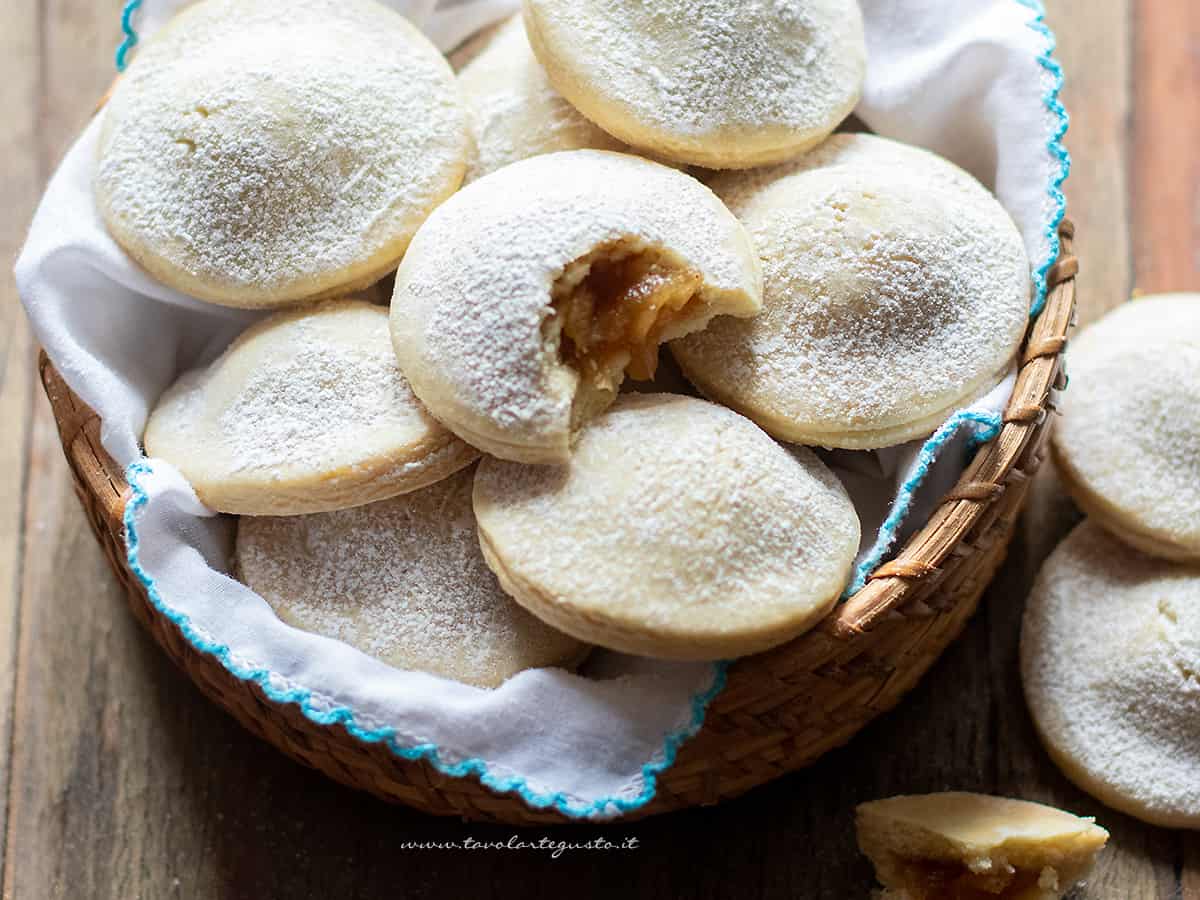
37,220 -> 1077,825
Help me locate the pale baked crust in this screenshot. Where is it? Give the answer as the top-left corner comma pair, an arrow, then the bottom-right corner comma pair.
1055,448 -> 1200,563
389,150 -> 762,464
457,15 -> 626,182
144,300 -> 479,515
236,467 -> 587,688
472,394 -> 861,660
96,0 -> 470,308
1050,293 -> 1200,561
522,0 -> 865,169
857,792 -> 1108,900
1021,521 -> 1200,828
672,134 -> 1030,449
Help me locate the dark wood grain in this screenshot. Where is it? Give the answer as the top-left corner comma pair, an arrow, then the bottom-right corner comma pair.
2,1 -> 1198,898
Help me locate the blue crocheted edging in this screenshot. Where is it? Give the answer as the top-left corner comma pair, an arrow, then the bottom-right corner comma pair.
843,411 -> 1003,597
123,460 -> 728,820
116,0 -> 143,72
1015,0 -> 1071,318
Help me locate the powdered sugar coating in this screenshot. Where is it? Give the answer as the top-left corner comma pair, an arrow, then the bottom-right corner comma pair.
144,300 -> 478,515
672,134 -> 1030,449
522,0 -> 865,168
1021,521 -> 1200,828
473,394 -> 861,660
1053,294 -> 1200,560
237,467 -> 586,688
390,150 -> 762,464
96,0 -> 470,308
458,16 -> 625,182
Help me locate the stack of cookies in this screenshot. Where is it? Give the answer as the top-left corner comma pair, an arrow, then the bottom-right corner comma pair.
1021,292 -> 1200,829
105,0 -> 1034,688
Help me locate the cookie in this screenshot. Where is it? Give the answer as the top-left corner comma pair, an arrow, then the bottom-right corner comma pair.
1021,520 -> 1200,828
472,394 -> 860,660
672,134 -> 1030,449
236,467 -> 587,688
390,150 -> 761,464
1052,293 -> 1200,562
522,0 -> 865,168
144,300 -> 478,515
458,15 -> 625,181
96,0 -> 470,308
857,792 -> 1108,900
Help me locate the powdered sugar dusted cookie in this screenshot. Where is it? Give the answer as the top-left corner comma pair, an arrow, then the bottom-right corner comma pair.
472,394 -> 860,660
96,0 -> 470,308
237,467 -> 587,688
390,150 -> 762,464
458,15 -> 625,181
1052,293 -> 1200,562
1021,520 -> 1200,828
144,300 -> 478,515
672,135 -> 1030,449
522,0 -> 865,169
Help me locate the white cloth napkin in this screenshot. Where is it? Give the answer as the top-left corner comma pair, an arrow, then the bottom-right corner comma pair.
15,0 -> 1067,819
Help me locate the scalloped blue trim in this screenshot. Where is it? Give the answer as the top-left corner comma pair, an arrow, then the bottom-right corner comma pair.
1015,0 -> 1071,317
116,0 -> 143,72
123,460 -> 728,820
843,411 -> 1003,598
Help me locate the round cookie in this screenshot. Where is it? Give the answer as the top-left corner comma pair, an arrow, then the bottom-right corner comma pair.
237,467 -> 587,688
390,150 -> 762,464
97,0 -> 470,308
672,134 -> 1030,449
458,15 -> 626,181
522,0 -> 865,169
1052,293 -> 1200,562
472,394 -> 861,660
1021,520 -> 1200,828
144,300 -> 479,515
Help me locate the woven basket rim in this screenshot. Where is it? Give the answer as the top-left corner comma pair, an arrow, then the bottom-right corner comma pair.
36,208 -> 1077,822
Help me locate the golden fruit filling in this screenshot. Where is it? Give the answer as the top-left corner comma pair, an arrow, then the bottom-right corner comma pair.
550,242 -> 705,389
888,858 -> 1052,899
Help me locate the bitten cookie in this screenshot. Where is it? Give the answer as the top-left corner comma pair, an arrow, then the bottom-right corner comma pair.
237,467 -> 587,688
1021,520 -> 1200,828
96,0 -> 470,308
472,394 -> 861,660
458,15 -> 625,181
522,0 -> 865,169
672,134 -> 1030,449
1052,293 -> 1200,562
390,150 -> 761,464
857,792 -> 1108,900
144,300 -> 478,515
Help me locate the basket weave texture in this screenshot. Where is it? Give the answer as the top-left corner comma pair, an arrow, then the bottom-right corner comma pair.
38,221 -> 1077,825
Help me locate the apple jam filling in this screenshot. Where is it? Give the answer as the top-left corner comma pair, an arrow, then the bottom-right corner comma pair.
887,858 -> 1052,900
549,242 -> 705,392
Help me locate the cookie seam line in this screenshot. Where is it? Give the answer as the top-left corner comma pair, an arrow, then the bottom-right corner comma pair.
123,458 -> 728,821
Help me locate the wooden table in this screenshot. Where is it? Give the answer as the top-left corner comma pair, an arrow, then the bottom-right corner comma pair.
2,2 -> 1198,897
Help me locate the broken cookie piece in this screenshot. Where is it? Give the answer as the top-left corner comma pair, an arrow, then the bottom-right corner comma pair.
856,792 -> 1108,900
